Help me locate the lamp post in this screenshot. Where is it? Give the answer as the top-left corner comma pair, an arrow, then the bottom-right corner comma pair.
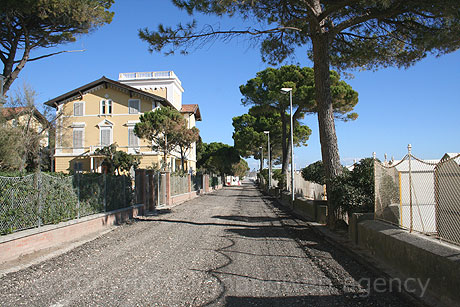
264,131 -> 271,188
281,87 -> 294,202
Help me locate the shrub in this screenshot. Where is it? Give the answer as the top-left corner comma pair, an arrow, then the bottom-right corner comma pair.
259,169 -> 269,183
301,161 -> 325,185
329,158 -> 374,219
272,169 -> 285,189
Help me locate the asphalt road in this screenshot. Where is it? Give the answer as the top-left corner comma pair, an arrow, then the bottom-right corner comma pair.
0,183 -> 412,306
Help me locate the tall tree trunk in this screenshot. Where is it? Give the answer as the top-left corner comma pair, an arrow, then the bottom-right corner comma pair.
312,33 -> 343,228
1,34 -> 20,94
180,147 -> 185,171
3,38 -> 31,94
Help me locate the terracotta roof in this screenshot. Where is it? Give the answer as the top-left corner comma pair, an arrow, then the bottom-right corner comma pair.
180,104 -> 202,121
44,76 -> 173,108
1,107 -> 28,118
1,107 -> 49,125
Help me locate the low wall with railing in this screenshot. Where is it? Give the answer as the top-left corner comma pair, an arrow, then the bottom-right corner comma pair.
0,204 -> 144,264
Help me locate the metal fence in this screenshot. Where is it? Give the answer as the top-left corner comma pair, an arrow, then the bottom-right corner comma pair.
375,147 -> 460,246
209,175 -> 221,188
170,174 -> 189,196
0,172 -> 134,235
158,172 -> 166,207
142,172 -> 167,208
191,173 -> 203,191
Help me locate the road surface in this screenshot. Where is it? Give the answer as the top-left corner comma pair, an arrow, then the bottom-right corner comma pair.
0,183 -> 411,306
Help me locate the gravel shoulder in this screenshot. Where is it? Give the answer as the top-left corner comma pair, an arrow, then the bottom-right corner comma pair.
0,183 -> 411,306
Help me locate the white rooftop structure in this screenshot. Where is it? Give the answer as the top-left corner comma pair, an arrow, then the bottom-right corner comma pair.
118,71 -> 184,111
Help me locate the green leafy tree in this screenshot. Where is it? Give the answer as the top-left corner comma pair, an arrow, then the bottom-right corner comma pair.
139,0 -> 460,227
113,151 -> 140,174
94,144 -> 140,175
233,105 -> 311,177
231,159 -> 250,178
1,0 -> 114,93
240,66 -> 357,178
135,107 -> 185,169
177,126 -> 200,171
195,136 -> 204,164
197,142 -> 240,176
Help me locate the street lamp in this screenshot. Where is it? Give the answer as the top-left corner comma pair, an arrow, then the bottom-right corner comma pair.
281,87 -> 294,202
264,130 -> 271,188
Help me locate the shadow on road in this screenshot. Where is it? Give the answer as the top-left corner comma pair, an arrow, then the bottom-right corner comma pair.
134,182 -> 410,307
212,215 -> 282,223
224,294 -> 386,307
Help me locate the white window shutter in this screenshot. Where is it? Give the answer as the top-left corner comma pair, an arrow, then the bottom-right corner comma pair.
101,129 -> 111,146
128,128 -> 139,147
74,102 -> 83,116
73,130 -> 83,148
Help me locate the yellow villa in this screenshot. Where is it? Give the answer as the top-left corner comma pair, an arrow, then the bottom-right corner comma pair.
45,71 -> 201,173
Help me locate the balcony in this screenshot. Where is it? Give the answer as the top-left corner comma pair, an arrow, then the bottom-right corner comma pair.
118,71 -> 180,84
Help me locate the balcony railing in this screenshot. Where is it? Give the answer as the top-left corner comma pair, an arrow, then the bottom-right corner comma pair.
118,71 -> 180,84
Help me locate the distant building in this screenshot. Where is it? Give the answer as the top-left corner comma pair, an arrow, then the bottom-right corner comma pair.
1,106 -> 49,147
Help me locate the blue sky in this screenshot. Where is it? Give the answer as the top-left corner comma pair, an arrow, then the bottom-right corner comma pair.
7,0 -> 460,170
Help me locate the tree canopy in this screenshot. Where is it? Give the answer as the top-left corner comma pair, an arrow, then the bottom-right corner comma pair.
232,105 -> 311,173
135,107 -> 185,169
135,107 -> 199,171
240,66 -> 358,121
177,125 -> 200,171
197,142 -> 241,176
1,0 -> 114,93
231,159 -> 250,178
239,65 -> 356,177
140,1 -> 460,68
